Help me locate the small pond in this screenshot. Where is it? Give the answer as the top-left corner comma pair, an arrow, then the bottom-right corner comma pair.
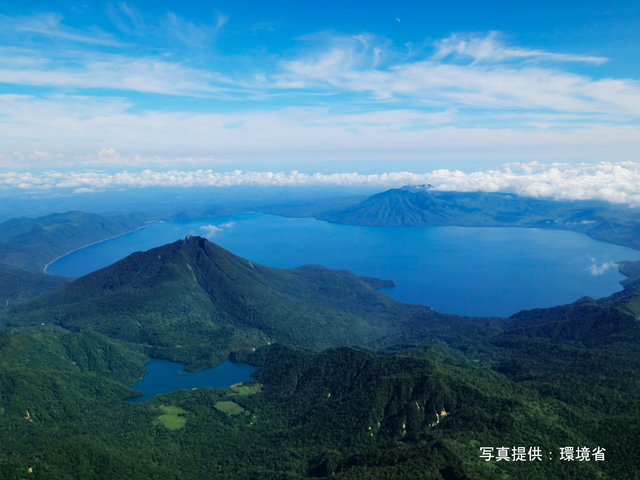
126,358 -> 258,403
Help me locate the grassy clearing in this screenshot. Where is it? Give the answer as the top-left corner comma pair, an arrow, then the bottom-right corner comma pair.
215,401 -> 245,415
156,405 -> 186,430
230,382 -> 262,396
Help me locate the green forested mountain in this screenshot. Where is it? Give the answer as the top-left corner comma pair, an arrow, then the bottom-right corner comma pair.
0,210 -> 148,272
0,265 -> 71,313
1,325 -> 637,479
319,187 -> 640,250
617,259 -> 640,288
1,236 -> 639,479
4,236 -> 504,370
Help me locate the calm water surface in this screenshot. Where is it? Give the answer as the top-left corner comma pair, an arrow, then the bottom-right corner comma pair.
126,359 -> 258,403
48,214 -> 640,317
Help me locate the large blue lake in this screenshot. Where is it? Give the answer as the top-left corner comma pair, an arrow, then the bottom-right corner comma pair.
47,213 -> 640,317
126,359 -> 258,403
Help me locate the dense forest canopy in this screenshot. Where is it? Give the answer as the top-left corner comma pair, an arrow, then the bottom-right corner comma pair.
0,208 -> 639,479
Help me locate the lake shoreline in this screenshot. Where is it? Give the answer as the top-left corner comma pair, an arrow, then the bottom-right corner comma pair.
125,358 -> 257,403
43,224 -> 150,275
44,213 -> 640,317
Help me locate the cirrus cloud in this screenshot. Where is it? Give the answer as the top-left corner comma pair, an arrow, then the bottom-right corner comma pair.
0,8 -> 639,171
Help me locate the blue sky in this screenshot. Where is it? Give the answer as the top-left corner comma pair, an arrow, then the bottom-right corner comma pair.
0,0 -> 639,173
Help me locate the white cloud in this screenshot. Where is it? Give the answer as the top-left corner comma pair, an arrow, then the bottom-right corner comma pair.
95,148 -> 121,163
72,187 -> 96,194
432,32 -> 608,65
0,20 -> 639,166
0,53 -> 237,96
200,221 -> 234,237
0,13 -> 121,46
1,95 -> 639,164
29,150 -> 63,160
164,11 -> 227,47
107,3 -> 146,35
200,224 -> 222,236
0,27 -> 636,116
588,260 -> 617,276
275,33 -> 640,115
107,4 -> 227,47
4,161 -> 640,205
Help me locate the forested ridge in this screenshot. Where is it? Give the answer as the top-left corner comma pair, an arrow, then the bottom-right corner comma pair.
3,236 -> 503,370
0,233 -> 639,478
0,211 -> 148,272
0,265 -> 71,313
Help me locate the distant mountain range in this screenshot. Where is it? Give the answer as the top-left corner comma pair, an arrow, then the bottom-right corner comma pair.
319,186 -> 640,250
2,189 -> 639,275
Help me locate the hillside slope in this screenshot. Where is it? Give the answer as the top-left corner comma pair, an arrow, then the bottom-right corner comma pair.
5,236 -> 505,369
0,265 -> 71,312
0,211 -> 148,272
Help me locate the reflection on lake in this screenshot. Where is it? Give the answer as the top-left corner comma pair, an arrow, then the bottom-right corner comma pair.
126,358 -> 258,403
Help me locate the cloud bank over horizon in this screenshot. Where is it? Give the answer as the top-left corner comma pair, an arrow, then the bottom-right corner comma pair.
4,161 -> 640,206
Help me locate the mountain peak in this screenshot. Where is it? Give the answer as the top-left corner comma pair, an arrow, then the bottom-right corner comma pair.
8,236 -> 420,369
182,234 -> 211,248
400,184 -> 433,192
